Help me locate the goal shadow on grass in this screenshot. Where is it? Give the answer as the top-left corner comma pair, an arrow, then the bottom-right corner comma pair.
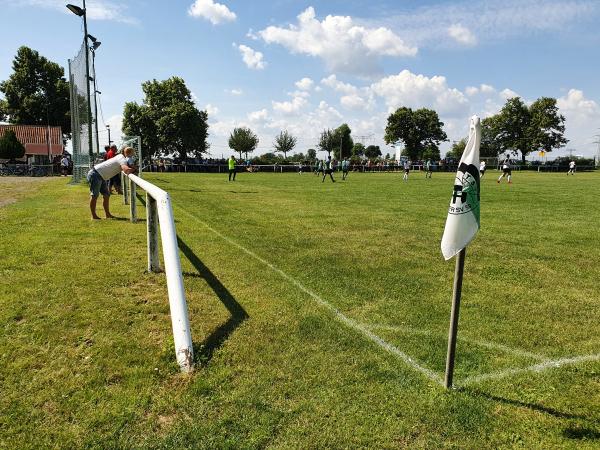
177,236 -> 249,365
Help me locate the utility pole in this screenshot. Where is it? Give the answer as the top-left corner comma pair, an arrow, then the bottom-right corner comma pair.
107,124 -> 112,146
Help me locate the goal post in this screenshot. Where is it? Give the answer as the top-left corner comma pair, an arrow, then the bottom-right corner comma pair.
126,172 -> 194,372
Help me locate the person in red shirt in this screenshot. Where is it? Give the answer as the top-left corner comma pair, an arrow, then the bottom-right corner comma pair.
105,145 -> 115,160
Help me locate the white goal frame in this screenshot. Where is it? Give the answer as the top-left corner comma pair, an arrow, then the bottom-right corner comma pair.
124,173 -> 194,372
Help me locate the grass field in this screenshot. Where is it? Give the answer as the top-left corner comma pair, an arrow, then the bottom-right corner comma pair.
1,170 -> 599,448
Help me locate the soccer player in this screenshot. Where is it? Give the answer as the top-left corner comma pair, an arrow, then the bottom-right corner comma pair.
342,158 -> 350,180
497,156 -> 512,184
425,159 -> 433,179
480,160 -> 486,178
86,147 -> 136,220
228,155 -> 236,181
316,159 -> 323,176
322,156 -> 336,182
403,160 -> 410,181
567,160 -> 576,175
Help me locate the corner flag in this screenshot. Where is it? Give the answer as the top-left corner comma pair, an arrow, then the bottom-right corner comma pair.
441,116 -> 481,260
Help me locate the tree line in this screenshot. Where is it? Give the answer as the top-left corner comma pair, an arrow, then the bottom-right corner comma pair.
0,46 -> 569,164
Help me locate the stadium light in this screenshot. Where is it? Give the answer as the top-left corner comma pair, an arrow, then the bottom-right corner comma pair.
91,41 -> 102,50
66,4 -> 85,16
66,1 -> 95,158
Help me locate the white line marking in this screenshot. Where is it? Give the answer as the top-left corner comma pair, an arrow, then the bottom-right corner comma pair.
176,206 -> 444,386
459,353 -> 600,386
365,324 -> 547,361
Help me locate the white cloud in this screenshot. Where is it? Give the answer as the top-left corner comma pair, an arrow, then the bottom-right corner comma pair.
188,0 -> 236,25
258,7 -> 416,75
272,95 -> 308,115
248,109 -> 269,122
10,0 -> 137,23
448,24 -> 477,46
370,70 -> 468,116
557,89 -> 600,155
480,84 -> 495,94
500,88 -> 519,100
321,75 -> 359,95
340,94 -> 366,110
295,77 -> 314,91
225,88 -> 243,95
205,104 -> 219,116
465,86 -> 479,96
466,84 -> 496,96
373,0 -> 596,48
237,44 -> 267,70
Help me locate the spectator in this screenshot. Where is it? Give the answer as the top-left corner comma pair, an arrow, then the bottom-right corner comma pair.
86,147 -> 136,220
60,155 -> 70,176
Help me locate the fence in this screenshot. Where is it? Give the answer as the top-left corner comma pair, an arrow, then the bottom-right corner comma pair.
68,41 -> 98,183
122,173 -> 194,372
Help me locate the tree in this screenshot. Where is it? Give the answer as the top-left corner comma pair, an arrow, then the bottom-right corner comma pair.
480,116 -> 502,157
333,123 -> 354,160
318,129 -> 337,156
0,130 -> 26,161
229,127 -> 259,159
422,146 -> 441,161
307,148 -> 317,160
122,77 -> 209,159
492,97 -> 531,162
273,130 -> 297,159
483,96 -> 568,162
528,97 -> 568,154
0,46 -> 71,138
384,107 -> 447,160
364,145 -> 382,159
352,142 -> 365,157
447,139 -> 467,159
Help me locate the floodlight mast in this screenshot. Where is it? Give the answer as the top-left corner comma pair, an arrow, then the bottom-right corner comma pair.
67,1 -> 95,159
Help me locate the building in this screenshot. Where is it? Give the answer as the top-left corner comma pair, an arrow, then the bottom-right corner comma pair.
0,124 -> 64,163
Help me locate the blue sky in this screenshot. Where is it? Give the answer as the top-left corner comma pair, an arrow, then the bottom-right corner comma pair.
1,0 -> 599,158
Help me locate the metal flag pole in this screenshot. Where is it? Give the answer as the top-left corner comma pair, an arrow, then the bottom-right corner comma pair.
444,247 -> 466,389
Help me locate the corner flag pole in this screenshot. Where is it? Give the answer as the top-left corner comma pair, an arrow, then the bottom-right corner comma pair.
440,115 -> 481,389
444,247 -> 466,389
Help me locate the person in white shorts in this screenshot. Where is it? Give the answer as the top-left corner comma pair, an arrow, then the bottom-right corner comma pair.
567,160 -> 576,175
479,161 -> 486,178
86,147 -> 136,220
403,160 -> 410,181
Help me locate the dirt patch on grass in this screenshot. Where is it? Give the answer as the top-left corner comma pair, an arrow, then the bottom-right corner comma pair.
0,177 -> 54,208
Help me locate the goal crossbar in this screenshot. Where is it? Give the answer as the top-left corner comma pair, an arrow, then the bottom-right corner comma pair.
125,173 -> 194,372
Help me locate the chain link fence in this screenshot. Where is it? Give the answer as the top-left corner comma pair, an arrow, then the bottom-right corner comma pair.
68,41 -> 98,183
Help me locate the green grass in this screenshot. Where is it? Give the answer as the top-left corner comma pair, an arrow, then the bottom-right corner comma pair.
1,170 -> 599,448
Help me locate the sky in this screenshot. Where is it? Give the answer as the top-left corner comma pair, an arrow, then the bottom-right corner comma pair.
1,0 -> 600,159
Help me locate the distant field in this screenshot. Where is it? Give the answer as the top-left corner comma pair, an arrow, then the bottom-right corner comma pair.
1,170 -> 599,448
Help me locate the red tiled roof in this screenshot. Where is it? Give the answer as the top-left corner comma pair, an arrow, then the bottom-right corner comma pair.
0,124 -> 64,155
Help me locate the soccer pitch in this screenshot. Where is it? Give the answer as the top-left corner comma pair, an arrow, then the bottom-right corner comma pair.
1,171 -> 599,448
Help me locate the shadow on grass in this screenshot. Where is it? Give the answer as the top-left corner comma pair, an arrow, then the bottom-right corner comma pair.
229,191 -> 258,194
177,237 -> 249,365
461,388 -> 595,423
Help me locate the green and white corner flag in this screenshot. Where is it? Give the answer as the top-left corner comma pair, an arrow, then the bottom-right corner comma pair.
441,116 -> 481,260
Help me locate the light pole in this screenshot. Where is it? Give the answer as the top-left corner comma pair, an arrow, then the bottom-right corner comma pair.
66,2 -> 94,162
106,124 -> 112,146
89,36 -> 101,156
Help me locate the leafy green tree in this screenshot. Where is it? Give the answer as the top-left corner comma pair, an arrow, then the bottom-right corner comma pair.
0,46 -> 71,138
318,129 -> 337,156
364,145 -> 382,159
484,97 -> 568,162
528,97 -> 568,155
307,148 -> 317,160
122,77 -> 209,159
0,130 -> 26,161
384,107 -> 447,160
352,142 -> 365,157
480,116 -> 502,157
422,146 -> 441,161
447,139 -> 467,159
229,127 -> 259,159
492,97 -> 530,162
333,123 -> 354,160
273,130 -> 297,159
